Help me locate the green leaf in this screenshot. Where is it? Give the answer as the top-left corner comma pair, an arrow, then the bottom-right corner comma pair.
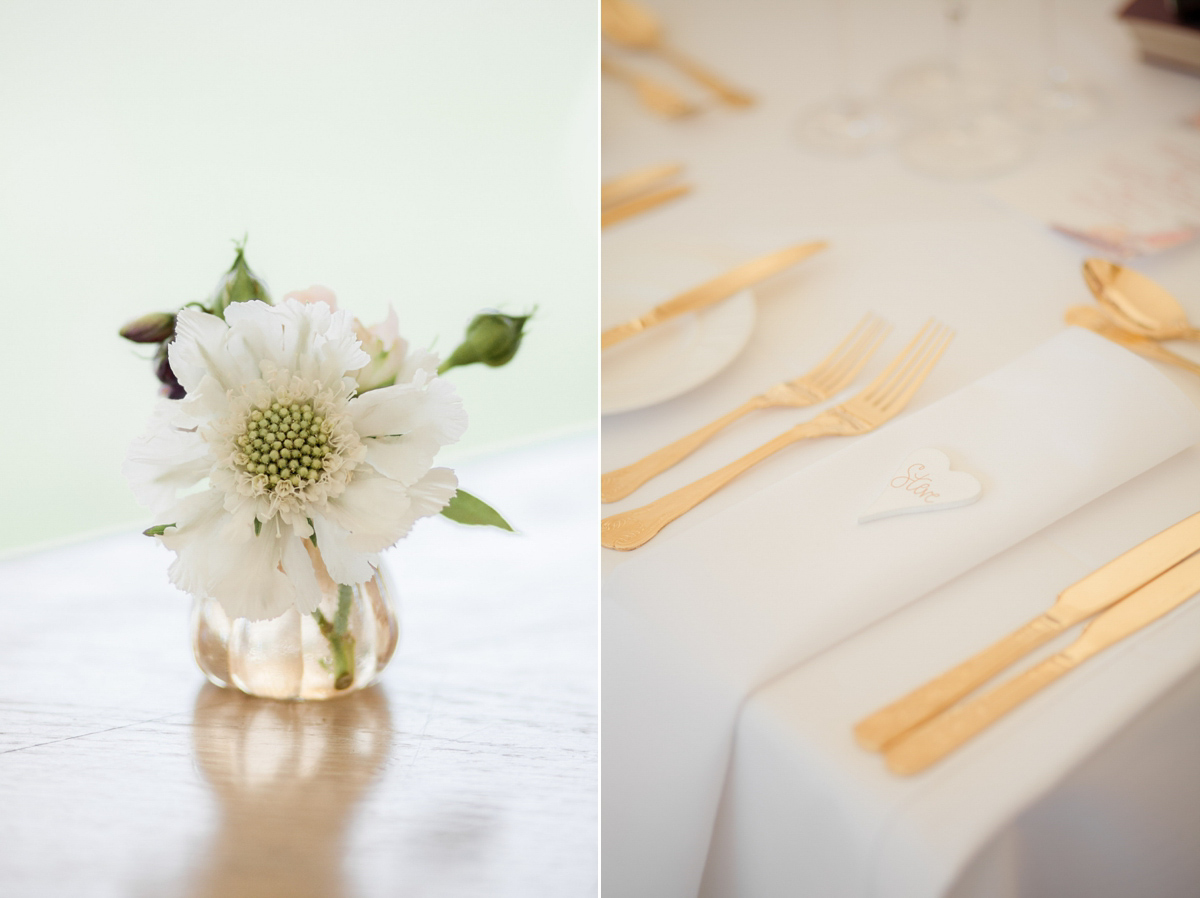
142,523 -> 176,537
254,518 -> 262,537
439,489 -> 514,531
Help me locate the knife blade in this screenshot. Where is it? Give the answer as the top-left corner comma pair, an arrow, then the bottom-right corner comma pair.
855,508 -> 1200,751
886,548 -> 1200,775
600,241 -> 827,350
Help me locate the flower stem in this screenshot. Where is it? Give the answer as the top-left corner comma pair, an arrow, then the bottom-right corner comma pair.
312,584 -> 356,690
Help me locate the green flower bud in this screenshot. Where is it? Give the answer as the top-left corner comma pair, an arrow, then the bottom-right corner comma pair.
208,240 -> 271,319
438,310 -> 532,374
119,311 -> 176,344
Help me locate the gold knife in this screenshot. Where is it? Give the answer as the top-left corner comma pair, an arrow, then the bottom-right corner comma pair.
855,509 -> 1200,751
602,162 -> 684,209
885,548 -> 1200,775
1066,305 -> 1200,379
601,241 -> 828,350
602,184 -> 692,230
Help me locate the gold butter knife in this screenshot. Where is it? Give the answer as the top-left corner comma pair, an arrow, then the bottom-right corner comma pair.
885,548 -> 1200,775
601,241 -> 828,350
855,508 -> 1200,751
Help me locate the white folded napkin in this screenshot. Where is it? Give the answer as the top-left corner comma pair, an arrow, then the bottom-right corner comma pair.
703,446 -> 1200,897
603,328 -> 1200,898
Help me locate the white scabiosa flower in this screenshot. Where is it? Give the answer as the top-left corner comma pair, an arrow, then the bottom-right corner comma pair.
124,299 -> 466,621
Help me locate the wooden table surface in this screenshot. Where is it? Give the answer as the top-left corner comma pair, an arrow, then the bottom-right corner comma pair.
0,434 -> 597,898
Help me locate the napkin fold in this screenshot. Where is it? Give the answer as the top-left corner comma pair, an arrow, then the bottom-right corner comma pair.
602,328 -> 1200,898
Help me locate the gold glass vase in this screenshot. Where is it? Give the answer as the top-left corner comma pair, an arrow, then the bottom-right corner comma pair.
191,543 -> 400,701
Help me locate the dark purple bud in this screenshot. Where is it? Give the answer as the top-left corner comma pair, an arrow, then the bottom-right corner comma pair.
119,312 -> 176,344
155,343 -> 186,400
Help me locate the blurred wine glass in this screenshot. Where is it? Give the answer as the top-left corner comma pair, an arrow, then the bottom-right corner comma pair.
886,0 -> 998,117
796,0 -> 895,155
890,0 -> 1034,179
1011,0 -> 1102,129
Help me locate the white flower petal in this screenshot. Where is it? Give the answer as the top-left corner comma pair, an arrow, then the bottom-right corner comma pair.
312,514 -> 376,585
281,536 -> 322,614
161,491 -> 296,620
223,300 -> 287,377
322,473 -> 415,552
325,466 -> 458,557
123,401 -> 211,515
349,377 -> 467,485
169,309 -> 256,394
407,466 -> 459,519
159,489 -> 232,598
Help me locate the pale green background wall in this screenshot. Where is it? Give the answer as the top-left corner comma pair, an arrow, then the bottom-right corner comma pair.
0,1 -> 597,552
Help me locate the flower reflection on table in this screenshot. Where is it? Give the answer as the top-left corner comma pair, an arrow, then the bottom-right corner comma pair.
187,684 -> 392,898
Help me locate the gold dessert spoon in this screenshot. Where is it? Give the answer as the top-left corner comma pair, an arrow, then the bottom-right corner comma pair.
1082,258 -> 1200,342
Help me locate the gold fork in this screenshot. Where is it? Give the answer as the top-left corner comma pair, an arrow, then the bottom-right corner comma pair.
600,321 -> 954,550
601,314 -> 892,503
601,55 -> 699,120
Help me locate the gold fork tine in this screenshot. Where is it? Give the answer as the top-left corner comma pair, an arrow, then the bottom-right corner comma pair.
869,322 -> 943,409
859,320 -> 934,403
599,314 -> 890,503
804,314 -> 878,392
881,326 -> 954,414
806,313 -> 873,379
817,316 -> 891,394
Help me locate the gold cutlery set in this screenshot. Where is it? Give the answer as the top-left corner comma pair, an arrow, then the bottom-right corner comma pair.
849,258 -> 1200,773
601,0 -> 753,118
849,260 -> 1200,774
600,319 -> 955,549
603,5 -> 1200,775
857,510 -> 1200,774
1067,258 -> 1200,377
601,163 -> 692,230
604,246 -> 1200,771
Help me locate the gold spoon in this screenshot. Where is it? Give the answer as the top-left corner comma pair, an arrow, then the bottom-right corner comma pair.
601,0 -> 755,108
1065,305 -> 1200,378
1082,258 -> 1200,342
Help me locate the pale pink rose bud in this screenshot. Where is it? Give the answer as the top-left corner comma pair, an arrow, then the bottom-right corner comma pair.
354,306 -> 410,393
282,285 -> 339,310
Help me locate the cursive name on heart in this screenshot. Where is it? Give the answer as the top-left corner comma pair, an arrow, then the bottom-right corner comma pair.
859,448 -> 982,524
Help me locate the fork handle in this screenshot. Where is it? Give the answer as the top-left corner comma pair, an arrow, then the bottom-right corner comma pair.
853,613 -> 1064,752
655,40 -> 755,107
601,397 -> 769,503
601,420 -> 830,550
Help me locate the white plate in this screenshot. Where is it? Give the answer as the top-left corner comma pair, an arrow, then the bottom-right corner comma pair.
602,250 -> 757,416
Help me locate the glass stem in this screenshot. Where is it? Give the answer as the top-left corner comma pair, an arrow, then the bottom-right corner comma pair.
313,584 -> 356,690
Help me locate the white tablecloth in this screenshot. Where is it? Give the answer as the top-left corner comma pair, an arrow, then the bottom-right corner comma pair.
602,0 -> 1200,894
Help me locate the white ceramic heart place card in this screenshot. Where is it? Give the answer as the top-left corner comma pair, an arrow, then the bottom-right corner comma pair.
859,448 -> 982,524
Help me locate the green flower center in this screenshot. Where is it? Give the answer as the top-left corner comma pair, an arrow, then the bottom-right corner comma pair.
235,401 -> 333,491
